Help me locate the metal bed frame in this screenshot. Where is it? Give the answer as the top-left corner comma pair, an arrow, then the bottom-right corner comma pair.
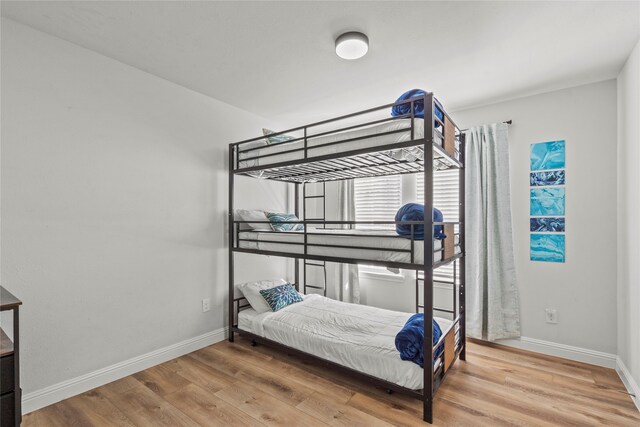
227,93 -> 465,423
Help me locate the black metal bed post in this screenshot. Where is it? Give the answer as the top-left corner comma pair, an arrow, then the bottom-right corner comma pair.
294,183 -> 300,291
323,182 -> 327,230
415,273 -> 419,313
228,145 -> 235,342
459,132 -> 467,360
412,99 -> 420,316
321,182 -> 327,297
415,271 -> 419,313
423,94 -> 435,423
302,183 -> 307,294
453,260 -> 457,321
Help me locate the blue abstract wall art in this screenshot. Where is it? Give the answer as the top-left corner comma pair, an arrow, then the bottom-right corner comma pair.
530,187 -> 565,216
530,170 -> 565,186
530,234 -> 565,263
530,217 -> 565,232
530,140 -> 565,171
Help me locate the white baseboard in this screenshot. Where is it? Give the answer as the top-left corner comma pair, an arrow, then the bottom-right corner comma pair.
22,328 -> 638,415
616,357 -> 640,411
22,327 -> 228,414
497,336 -> 617,368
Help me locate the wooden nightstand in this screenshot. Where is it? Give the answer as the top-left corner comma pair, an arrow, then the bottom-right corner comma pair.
1,287 -> 22,427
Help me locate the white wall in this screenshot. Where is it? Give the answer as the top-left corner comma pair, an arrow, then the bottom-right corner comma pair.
452,80 -> 618,356
617,39 -> 640,405
0,18 -> 289,408
347,81 -> 618,360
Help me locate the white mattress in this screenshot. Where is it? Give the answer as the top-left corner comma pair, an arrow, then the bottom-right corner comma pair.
238,228 -> 460,264
238,119 -> 439,169
238,294 -> 452,390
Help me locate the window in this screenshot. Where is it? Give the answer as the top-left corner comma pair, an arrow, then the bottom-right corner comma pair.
354,175 -> 402,229
416,169 -> 460,222
355,170 -> 460,281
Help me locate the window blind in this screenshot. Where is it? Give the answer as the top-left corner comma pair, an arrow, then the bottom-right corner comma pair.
354,175 -> 402,230
416,170 -> 460,282
416,169 -> 460,222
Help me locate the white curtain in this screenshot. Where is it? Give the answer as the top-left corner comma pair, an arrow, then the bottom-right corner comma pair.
464,123 -> 521,341
327,180 -> 360,303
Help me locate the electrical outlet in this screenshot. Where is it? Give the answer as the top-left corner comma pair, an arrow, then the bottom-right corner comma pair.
545,308 -> 558,324
202,298 -> 211,313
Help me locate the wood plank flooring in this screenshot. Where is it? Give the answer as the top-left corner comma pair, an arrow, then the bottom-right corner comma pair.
23,337 -> 640,426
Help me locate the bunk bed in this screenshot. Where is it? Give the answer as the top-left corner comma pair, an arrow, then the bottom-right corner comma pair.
228,93 -> 465,423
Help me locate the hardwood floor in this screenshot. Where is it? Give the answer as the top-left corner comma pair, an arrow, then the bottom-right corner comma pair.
23,337 -> 640,426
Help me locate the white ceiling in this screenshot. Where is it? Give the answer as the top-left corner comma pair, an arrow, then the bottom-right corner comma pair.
2,1 -> 639,124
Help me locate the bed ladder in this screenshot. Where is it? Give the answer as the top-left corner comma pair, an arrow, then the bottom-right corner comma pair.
416,260 -> 457,316
302,182 -> 327,297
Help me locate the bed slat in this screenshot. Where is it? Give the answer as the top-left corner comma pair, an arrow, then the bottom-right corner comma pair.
443,224 -> 455,259
444,117 -> 456,158
443,329 -> 456,372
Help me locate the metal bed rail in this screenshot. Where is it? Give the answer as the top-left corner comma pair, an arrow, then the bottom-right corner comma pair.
231,219 -> 461,269
230,96 -> 458,148
230,95 -> 462,182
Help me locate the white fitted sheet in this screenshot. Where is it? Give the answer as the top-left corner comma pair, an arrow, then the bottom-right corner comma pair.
238,119 -> 438,169
238,228 -> 460,264
238,294 -> 452,390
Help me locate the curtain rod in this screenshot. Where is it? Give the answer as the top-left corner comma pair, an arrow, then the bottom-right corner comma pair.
461,120 -> 512,132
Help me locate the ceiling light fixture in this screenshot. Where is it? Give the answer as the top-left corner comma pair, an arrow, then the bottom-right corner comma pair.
335,32 -> 369,60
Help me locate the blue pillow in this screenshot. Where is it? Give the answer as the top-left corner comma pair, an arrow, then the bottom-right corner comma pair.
391,89 -> 444,126
395,203 -> 446,240
259,284 -> 303,312
266,212 -> 304,232
263,128 -> 294,145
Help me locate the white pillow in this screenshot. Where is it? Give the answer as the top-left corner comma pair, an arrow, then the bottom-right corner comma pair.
234,209 -> 271,230
236,279 -> 287,313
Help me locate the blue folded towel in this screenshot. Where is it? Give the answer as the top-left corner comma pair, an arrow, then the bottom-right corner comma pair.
395,313 -> 443,368
391,89 -> 445,126
395,203 -> 446,240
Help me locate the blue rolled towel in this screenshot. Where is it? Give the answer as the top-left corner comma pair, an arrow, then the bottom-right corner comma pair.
395,203 -> 446,240
395,313 -> 443,368
391,89 -> 445,126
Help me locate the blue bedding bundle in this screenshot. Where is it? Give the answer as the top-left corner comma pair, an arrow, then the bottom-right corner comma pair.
395,203 -> 446,240
390,89 -> 445,126
395,313 -> 443,368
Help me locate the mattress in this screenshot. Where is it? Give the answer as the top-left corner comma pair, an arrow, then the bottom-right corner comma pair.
238,119 -> 451,170
237,294 -> 453,390
237,228 -> 460,264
